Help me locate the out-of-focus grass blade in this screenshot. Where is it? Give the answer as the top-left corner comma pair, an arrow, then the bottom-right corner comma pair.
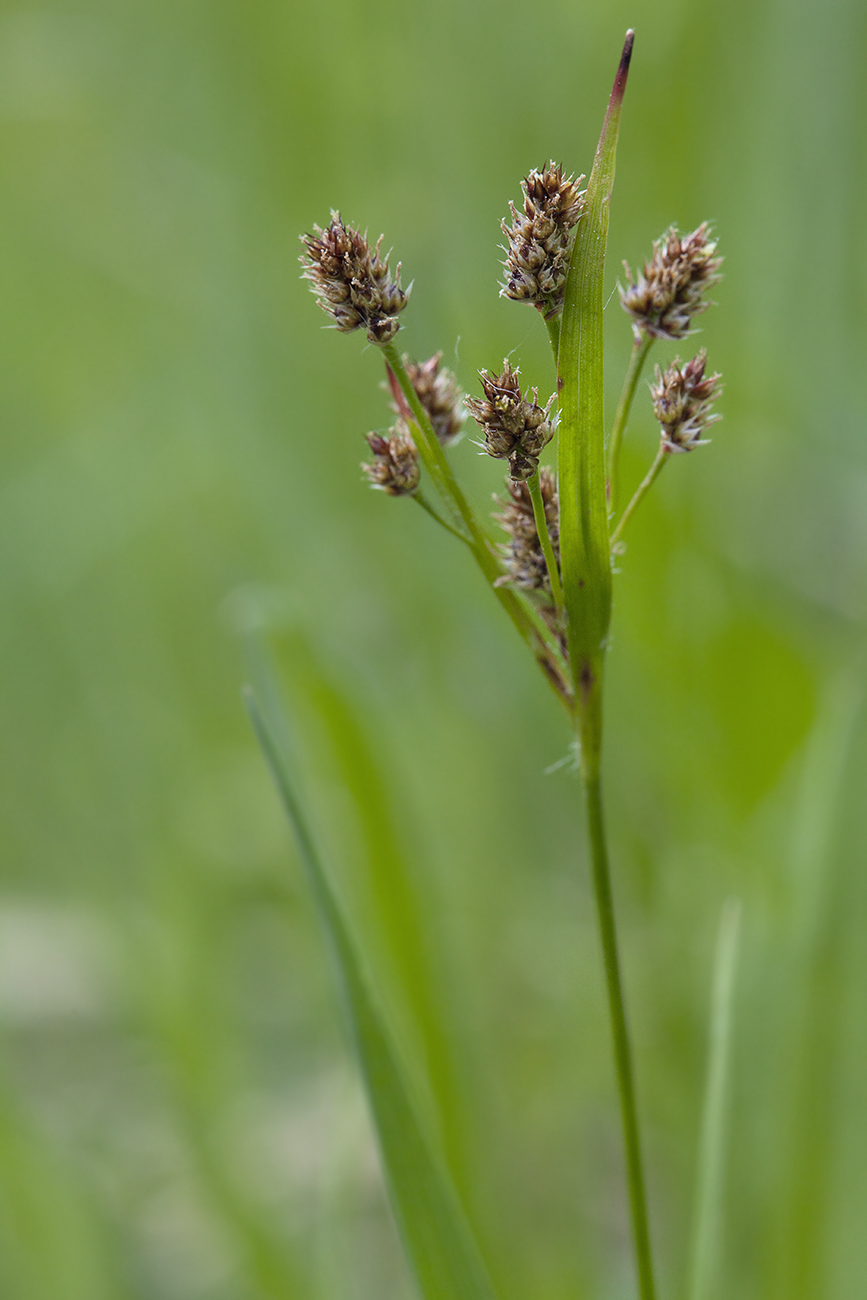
771,672 -> 864,1300
0,1070 -> 124,1300
245,685 -> 500,1300
688,898 -> 742,1300
267,632 -> 474,1198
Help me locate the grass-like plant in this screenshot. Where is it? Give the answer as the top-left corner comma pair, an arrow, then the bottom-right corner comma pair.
249,29 -> 729,1300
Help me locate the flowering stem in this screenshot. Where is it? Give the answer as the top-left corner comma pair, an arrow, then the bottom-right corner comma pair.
609,446 -> 667,550
414,489 -> 472,543
607,331 -> 653,512
558,31 -> 658,1300
582,743 -> 657,1300
545,313 -> 561,364
527,469 -> 564,612
382,341 -> 572,709
382,341 -> 478,537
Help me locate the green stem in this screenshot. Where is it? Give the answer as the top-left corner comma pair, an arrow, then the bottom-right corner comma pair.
545,313 -> 561,364
527,470 -> 564,612
607,332 -> 653,513
414,489 -> 472,543
382,341 -> 572,711
580,699 -> 656,1300
609,446 -> 667,550
556,37 -> 656,1292
382,340 -> 480,539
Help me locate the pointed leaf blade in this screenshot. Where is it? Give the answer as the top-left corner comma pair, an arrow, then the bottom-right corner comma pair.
245,684 -> 500,1300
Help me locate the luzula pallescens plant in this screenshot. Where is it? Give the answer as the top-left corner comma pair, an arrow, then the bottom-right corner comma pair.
298,31 -> 722,1300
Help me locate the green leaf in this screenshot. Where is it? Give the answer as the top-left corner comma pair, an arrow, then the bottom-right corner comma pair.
265,631 -> 475,1199
558,30 -> 633,748
245,682 -> 500,1300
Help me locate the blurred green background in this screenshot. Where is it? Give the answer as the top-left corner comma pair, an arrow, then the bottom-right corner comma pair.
1,0 -> 866,1296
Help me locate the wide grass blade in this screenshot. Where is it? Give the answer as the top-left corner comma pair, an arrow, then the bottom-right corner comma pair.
557,29 -> 633,718
688,898 -> 742,1300
263,632 -> 475,1201
245,684 -> 500,1300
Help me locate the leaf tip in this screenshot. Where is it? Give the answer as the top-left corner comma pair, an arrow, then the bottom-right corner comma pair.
613,29 -> 635,103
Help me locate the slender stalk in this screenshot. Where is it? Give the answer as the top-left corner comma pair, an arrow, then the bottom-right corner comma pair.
382,340 -> 572,709
607,331 -> 653,512
609,446 -> 667,550
527,469 -> 564,611
545,313 -> 561,364
579,686 -> 657,1300
414,489 -> 472,543
382,340 -> 481,539
556,32 -> 657,1298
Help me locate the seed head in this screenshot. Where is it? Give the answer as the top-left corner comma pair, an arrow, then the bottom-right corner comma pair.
465,361 -> 555,481
650,350 -> 722,453
500,163 -> 586,319
399,353 -> 465,445
362,423 -> 420,494
300,211 -> 409,344
494,468 -> 560,593
620,223 -> 722,341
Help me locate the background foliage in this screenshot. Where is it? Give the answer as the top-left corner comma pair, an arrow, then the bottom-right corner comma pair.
1,0 -> 866,1297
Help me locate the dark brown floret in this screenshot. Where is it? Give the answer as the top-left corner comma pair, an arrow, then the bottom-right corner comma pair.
399,353 -> 465,445
465,361 -> 555,481
650,350 -> 722,453
619,223 -> 722,341
300,211 -> 409,344
501,163 -> 586,319
362,423 -> 420,494
494,468 -> 560,592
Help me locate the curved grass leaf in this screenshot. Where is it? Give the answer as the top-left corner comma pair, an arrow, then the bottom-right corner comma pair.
267,633 -> 476,1201
245,683 -> 500,1300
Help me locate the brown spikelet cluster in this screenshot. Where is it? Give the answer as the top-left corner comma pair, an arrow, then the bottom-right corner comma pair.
300,211 -> 409,344
650,350 -> 722,453
362,425 -> 420,494
620,223 -> 722,341
465,361 -> 555,481
494,468 -> 560,593
399,353 -> 465,445
500,163 -> 586,319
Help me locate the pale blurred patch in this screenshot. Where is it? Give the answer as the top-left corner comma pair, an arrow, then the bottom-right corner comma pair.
0,900 -> 119,1022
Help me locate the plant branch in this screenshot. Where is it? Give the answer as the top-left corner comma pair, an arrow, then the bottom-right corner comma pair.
545,313 -> 561,365
382,341 -> 572,710
607,331 -> 653,513
528,469 -> 564,612
414,489 -> 473,543
609,446 -> 667,550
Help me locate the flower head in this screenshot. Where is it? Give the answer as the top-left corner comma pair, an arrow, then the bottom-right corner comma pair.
494,468 -> 560,593
465,361 -> 554,481
300,211 -> 408,344
500,163 -> 586,319
362,424 -> 420,494
651,351 -> 722,453
620,223 -> 722,340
